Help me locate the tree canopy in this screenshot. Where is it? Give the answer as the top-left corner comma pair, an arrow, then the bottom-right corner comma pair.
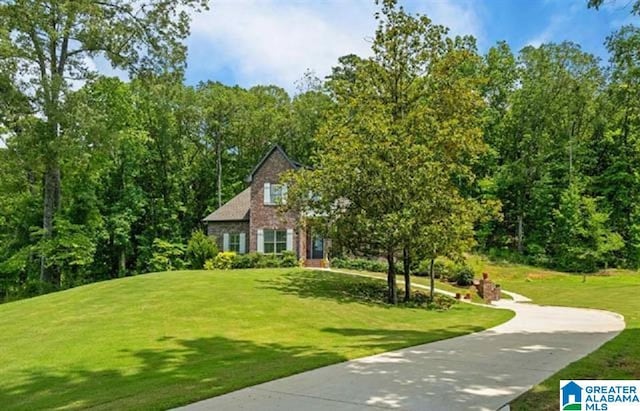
1,0 -> 639,302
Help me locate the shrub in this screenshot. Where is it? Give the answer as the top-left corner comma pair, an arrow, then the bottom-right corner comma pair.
280,251 -> 298,267
256,254 -> 281,268
428,293 -> 457,310
203,259 -> 215,270
231,252 -> 261,269
453,265 -> 475,286
207,251 -> 312,270
186,231 -> 218,269
212,252 -> 236,270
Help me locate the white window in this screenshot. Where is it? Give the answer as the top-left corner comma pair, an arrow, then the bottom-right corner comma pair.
263,229 -> 287,254
229,233 -> 241,253
223,232 -> 246,254
264,183 -> 287,205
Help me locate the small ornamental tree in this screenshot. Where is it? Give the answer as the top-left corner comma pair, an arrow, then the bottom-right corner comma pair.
186,230 -> 218,269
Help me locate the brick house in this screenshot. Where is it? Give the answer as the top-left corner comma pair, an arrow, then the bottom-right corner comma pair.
203,145 -> 329,267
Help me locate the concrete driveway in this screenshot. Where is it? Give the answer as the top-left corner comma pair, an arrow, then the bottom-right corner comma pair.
176,295 -> 624,411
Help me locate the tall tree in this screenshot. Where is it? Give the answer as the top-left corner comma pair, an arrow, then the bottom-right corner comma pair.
588,26 -> 640,267
490,42 -> 603,257
284,0 -> 486,304
0,0 -> 208,285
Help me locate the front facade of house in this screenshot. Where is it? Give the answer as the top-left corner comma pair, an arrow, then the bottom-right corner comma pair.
203,145 -> 328,266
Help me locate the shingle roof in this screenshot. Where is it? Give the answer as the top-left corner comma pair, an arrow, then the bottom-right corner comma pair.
202,187 -> 250,222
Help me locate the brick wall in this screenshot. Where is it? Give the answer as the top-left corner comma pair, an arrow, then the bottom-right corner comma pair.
207,221 -> 249,251
249,149 -> 300,256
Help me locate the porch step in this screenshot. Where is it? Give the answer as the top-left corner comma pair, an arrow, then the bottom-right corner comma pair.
304,259 -> 326,268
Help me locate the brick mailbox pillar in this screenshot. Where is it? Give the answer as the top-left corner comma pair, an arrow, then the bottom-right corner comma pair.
477,274 -> 501,303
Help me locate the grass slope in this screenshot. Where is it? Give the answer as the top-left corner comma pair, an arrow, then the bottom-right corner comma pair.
467,256 -> 640,411
0,268 -> 512,410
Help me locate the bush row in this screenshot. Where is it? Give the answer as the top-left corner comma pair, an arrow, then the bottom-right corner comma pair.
204,251 -> 298,270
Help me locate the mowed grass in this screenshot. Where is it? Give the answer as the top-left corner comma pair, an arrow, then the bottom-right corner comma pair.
0,268 -> 512,410
467,255 -> 640,411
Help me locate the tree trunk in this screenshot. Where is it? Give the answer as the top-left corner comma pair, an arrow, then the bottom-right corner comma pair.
216,135 -> 222,209
403,247 -> 411,302
516,214 -> 524,254
429,258 -> 435,300
386,251 -> 397,305
119,248 -> 126,277
41,161 -> 61,285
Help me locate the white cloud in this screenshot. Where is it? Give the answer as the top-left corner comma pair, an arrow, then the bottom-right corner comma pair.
415,0 -> 484,41
525,0 -> 583,48
188,0 -> 375,90
186,0 -> 483,91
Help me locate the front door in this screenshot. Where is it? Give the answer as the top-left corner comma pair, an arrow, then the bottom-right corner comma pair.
310,234 -> 324,259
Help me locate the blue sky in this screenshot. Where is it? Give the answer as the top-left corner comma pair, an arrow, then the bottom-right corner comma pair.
180,0 -> 636,92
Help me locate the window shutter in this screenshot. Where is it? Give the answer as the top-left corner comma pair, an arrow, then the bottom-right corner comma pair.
264,183 -> 271,205
257,229 -> 264,253
281,184 -> 288,204
223,233 -> 230,252
286,229 -> 294,252
239,232 -> 246,254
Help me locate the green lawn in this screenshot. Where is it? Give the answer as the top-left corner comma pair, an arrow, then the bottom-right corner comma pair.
467,255 -> 640,411
0,268 -> 512,410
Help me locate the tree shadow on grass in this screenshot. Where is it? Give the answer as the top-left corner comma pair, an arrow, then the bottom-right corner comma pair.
0,335 -> 348,411
0,325 -> 465,411
321,326 -> 488,350
259,270 -> 407,308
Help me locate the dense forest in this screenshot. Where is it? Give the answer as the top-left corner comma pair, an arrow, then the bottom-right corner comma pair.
1,0 -> 639,300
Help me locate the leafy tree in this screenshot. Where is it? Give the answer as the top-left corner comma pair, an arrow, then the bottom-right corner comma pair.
149,239 -> 185,272
488,42 -> 603,258
588,26 -> 640,267
285,0 -> 486,304
0,0 -> 208,285
550,183 -> 623,272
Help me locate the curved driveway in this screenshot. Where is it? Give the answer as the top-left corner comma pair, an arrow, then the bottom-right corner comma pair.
177,284 -> 624,411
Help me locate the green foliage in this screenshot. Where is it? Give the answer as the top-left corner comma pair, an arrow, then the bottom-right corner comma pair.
550,184 -> 624,272
186,231 -> 218,269
280,251 -> 298,268
416,259 -> 456,280
149,239 -> 185,272
453,265 -> 476,286
205,251 -> 298,270
284,1 -> 486,305
35,219 -> 97,287
211,252 -> 237,270
2,0 -> 640,305
231,253 -> 262,269
255,254 -> 283,268
203,259 -> 215,271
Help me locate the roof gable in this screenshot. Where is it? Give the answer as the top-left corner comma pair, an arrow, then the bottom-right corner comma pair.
245,145 -> 301,182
